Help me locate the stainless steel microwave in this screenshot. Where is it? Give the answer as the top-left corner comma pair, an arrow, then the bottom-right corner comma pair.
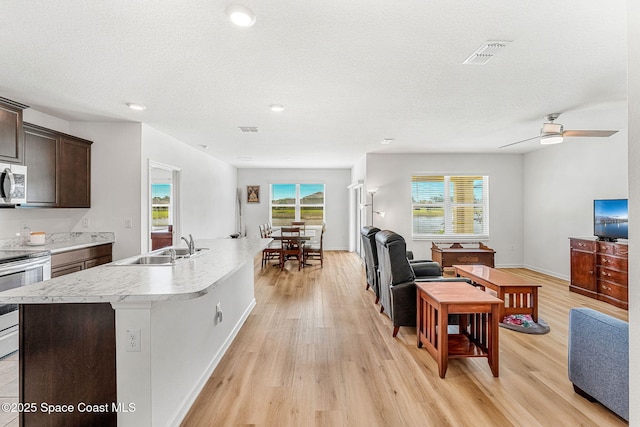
0,163 -> 27,205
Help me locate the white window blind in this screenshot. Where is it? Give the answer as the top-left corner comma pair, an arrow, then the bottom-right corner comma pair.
411,175 -> 489,240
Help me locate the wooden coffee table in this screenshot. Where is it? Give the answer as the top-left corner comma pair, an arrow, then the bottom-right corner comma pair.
416,281 -> 503,378
453,265 -> 542,322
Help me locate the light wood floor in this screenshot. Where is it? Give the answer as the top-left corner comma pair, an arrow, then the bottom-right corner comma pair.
181,251 -> 628,427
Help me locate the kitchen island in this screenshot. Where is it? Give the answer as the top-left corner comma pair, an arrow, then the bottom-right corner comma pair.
0,237 -> 270,427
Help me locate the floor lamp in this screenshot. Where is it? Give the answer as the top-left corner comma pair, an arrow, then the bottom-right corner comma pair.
364,188 -> 385,226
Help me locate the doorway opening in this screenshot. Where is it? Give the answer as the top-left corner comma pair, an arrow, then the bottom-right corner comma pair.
148,161 -> 181,252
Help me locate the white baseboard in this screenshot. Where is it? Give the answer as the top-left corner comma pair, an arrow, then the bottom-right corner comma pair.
522,264 -> 569,281
492,264 -> 569,282
170,298 -> 257,427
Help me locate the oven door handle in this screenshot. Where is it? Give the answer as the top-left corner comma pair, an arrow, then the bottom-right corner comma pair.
1,168 -> 15,202
0,258 -> 50,276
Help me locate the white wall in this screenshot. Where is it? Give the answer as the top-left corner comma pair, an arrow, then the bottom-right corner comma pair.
522,136 -> 628,279
70,122 -> 143,260
365,153 -> 524,265
141,125 -> 237,251
236,168 -> 351,250
627,0 -> 639,422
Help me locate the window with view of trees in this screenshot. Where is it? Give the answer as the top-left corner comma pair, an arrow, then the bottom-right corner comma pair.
151,183 -> 172,231
411,175 -> 489,240
270,184 -> 325,226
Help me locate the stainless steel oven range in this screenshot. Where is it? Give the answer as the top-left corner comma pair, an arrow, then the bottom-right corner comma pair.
0,249 -> 51,358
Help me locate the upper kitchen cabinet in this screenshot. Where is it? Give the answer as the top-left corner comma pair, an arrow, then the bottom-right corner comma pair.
0,97 -> 28,164
24,124 -> 58,206
23,123 -> 92,208
58,135 -> 91,207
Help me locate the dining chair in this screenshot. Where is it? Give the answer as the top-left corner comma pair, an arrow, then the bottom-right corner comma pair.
259,224 -> 280,268
291,221 -> 306,232
303,223 -> 325,267
279,226 -> 303,270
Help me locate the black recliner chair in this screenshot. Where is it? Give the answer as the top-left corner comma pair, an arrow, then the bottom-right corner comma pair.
361,226 -> 440,306
375,230 -> 472,337
361,226 -> 382,302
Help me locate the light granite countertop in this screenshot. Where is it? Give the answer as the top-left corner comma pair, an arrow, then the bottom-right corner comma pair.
0,232 -> 115,254
0,238 -> 271,304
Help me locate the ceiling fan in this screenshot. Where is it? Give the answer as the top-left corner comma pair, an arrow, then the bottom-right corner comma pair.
499,113 -> 618,148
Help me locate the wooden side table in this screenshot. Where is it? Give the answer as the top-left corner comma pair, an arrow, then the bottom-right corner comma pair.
416,281 -> 503,378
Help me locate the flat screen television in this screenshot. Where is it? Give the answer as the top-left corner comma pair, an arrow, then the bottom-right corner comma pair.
594,199 -> 628,241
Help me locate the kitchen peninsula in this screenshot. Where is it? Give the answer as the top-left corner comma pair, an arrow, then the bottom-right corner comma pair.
0,237 -> 270,427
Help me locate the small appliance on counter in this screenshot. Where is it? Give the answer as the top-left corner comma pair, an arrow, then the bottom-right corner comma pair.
0,249 -> 51,358
0,163 -> 27,206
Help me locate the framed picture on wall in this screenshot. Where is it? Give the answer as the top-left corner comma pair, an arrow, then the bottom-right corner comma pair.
247,185 -> 260,203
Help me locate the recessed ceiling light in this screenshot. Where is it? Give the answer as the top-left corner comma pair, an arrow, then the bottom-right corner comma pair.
199,144 -> 209,150
237,156 -> 253,161
225,4 -> 256,27
126,102 -> 146,111
381,138 -> 394,145
269,104 -> 285,112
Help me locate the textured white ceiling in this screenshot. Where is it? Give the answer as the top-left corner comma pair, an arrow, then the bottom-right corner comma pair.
0,1 -> 628,168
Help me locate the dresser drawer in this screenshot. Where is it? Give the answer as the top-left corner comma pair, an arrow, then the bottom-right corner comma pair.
597,242 -> 628,257
597,280 -> 628,301
597,254 -> 628,271
597,267 -> 627,286
570,239 -> 595,251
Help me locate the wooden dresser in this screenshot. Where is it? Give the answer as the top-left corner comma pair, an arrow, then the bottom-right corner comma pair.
569,237 -> 628,309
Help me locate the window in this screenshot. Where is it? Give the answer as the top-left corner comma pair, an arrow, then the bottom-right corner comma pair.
271,184 -> 325,226
151,183 -> 172,231
411,175 -> 489,240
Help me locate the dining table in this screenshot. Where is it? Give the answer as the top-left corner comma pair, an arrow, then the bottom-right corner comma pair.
269,228 -> 317,267
269,229 -> 316,241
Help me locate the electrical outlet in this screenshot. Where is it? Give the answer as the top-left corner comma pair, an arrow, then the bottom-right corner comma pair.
82,217 -> 90,228
124,218 -> 133,229
126,329 -> 141,352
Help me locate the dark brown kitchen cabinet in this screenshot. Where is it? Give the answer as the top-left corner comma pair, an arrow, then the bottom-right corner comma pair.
23,124 -> 58,206
51,243 -> 113,278
58,135 -> 91,207
22,122 -> 92,208
0,97 -> 27,164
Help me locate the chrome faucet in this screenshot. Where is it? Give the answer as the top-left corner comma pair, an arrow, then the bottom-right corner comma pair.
168,248 -> 177,263
181,234 -> 195,255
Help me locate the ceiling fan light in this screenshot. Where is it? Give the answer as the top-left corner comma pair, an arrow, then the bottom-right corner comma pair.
540,134 -> 564,145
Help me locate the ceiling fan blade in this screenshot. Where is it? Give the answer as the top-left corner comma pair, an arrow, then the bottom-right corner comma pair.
499,135 -> 539,149
563,130 -> 618,137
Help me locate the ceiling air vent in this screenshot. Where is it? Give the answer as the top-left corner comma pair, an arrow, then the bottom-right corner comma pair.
463,41 -> 511,65
239,126 -> 259,133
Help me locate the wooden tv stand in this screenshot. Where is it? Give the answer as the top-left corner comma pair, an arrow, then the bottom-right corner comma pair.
431,242 -> 495,270
569,237 -> 628,309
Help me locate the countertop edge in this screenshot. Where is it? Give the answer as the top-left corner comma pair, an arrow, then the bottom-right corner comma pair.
0,238 -> 271,304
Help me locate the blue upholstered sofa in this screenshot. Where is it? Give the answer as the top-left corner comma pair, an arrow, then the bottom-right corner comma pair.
568,307 -> 629,421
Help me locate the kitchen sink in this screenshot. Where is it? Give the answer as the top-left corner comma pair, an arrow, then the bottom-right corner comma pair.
157,247 -> 209,257
130,256 -> 174,265
110,247 -> 209,266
